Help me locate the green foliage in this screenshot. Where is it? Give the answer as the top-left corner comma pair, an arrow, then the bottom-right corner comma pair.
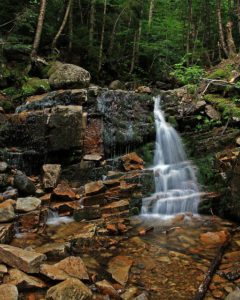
171,59 -> 205,85
207,65 -> 233,80
21,78 -> 50,97
195,116 -> 222,132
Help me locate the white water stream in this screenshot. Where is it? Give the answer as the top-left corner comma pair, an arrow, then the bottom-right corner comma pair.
142,96 -> 200,216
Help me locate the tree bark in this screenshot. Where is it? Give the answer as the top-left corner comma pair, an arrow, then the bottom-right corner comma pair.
31,0 -> 47,59
216,0 -> 229,57
226,21 -> 237,57
129,31 -> 137,74
51,0 -> 73,51
236,0 -> 240,36
148,0 -> 155,29
89,0 -> 95,47
108,7 -> 126,55
98,0 -> 107,72
68,2 -> 73,52
186,0 -> 193,58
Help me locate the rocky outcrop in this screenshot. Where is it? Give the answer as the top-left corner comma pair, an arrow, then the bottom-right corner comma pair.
42,164 -> 61,190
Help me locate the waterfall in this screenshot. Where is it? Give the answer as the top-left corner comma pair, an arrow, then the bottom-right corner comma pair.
142,96 -> 200,216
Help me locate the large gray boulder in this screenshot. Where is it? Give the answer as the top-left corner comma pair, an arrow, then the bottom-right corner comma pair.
49,62 -> 91,89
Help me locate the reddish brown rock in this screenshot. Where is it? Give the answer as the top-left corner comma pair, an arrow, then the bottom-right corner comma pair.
0,244 -> 46,273
0,200 -> 16,223
46,278 -> 92,300
81,193 -> 106,206
40,264 -> 70,281
0,283 -> 18,300
121,153 -> 144,171
18,210 -> 47,233
101,200 -> 129,214
52,182 -> 76,201
4,269 -> 47,289
96,280 -> 120,299
51,201 -> 81,216
83,118 -> 104,156
222,251 -> 240,263
55,256 -> 89,280
35,242 -> 70,260
106,224 -> 118,235
108,256 -> 133,286
84,181 -> 106,196
200,230 -> 230,247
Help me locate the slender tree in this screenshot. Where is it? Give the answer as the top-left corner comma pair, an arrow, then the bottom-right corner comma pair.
89,0 -> 95,48
51,0 -> 73,51
31,0 -> 47,59
148,0 -> 155,29
216,0 -> 229,57
98,0 -> 107,72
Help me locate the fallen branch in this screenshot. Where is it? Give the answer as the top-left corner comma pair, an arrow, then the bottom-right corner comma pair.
193,232 -> 233,300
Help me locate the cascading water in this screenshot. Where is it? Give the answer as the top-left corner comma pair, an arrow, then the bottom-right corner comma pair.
142,96 -> 200,216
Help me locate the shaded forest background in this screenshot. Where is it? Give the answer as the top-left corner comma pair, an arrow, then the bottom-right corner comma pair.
0,0 -> 240,84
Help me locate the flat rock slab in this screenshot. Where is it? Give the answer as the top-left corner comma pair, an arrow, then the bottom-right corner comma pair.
85,181 -> 106,196
40,264 -> 70,281
4,268 -> 46,289
16,197 -> 41,212
46,278 -> 92,300
0,284 -> 18,300
55,256 -> 89,280
53,183 -> 76,201
108,255 -> 133,286
35,242 -> 70,260
0,244 -> 46,273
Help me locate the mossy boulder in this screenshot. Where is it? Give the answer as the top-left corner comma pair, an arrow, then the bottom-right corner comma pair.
21,78 -> 50,97
204,94 -> 240,120
48,62 -> 91,89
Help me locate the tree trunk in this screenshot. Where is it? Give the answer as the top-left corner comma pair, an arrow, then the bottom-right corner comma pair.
129,31 -> 137,74
108,7 -> 126,55
68,3 -> 73,52
236,0 -> 240,36
226,21 -> 237,56
31,0 -> 47,59
186,0 -> 193,65
89,0 -> 95,47
51,0 -> 73,51
216,0 -> 229,57
98,0 -> 107,72
148,0 -> 155,29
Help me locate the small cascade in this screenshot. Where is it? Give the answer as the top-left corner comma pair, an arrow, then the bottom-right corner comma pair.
142,96 -> 200,216
46,210 -> 73,226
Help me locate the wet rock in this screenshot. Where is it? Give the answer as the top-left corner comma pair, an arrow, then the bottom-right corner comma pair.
136,86 -> 151,94
96,280 -> 120,299
109,80 -> 125,90
18,210 -> 47,232
225,288 -> 240,300
0,223 -> 14,243
0,162 -> 8,173
205,105 -> 221,120
14,171 -> 36,196
16,197 -> 41,212
85,181 -> 106,196
133,292 -> 149,300
200,231 -> 230,247
0,244 -> 46,273
222,251 -> 240,263
49,62 -> 91,89
47,105 -> 84,152
0,200 -> 16,222
81,194 -> 106,206
121,153 -> 144,171
101,200 -> 129,214
43,164 -> 61,190
83,154 -> 102,162
121,286 -> 138,300
55,256 -> 89,281
83,118 -> 104,157
51,201 -> 80,216
46,278 -> 92,300
35,242 -> 70,260
16,89 -> 87,112
0,284 -> 18,300
52,182 -> 76,201
0,173 -> 8,189
3,268 -> 46,289
73,205 -> 102,221
2,188 -> 18,200
108,256 -> 133,286
40,264 -> 70,281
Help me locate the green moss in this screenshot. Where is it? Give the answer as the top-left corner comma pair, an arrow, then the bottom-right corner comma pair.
21,77 -> 50,97
2,87 -> 19,97
1,100 -> 14,112
204,94 -> 240,119
207,64 -> 233,80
